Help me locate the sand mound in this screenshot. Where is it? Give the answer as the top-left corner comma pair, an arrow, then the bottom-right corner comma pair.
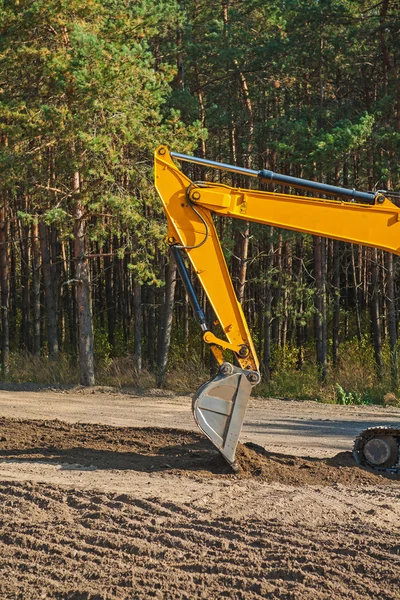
0,417 -> 397,487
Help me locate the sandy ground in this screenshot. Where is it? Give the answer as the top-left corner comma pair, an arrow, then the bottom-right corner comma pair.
0,387 -> 399,599
1,387 -> 400,457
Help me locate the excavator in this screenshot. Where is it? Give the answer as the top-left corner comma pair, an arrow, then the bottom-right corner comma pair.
154,145 -> 400,475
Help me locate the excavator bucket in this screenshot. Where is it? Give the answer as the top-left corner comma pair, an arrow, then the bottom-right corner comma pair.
192,363 -> 254,471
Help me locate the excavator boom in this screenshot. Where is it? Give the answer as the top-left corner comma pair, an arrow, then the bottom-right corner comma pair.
154,146 -> 400,473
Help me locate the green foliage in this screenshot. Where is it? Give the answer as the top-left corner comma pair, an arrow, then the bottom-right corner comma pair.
311,114 -> 375,163
257,333 -> 399,405
335,384 -> 372,406
93,327 -> 113,363
258,364 -> 323,401
0,0 -> 203,285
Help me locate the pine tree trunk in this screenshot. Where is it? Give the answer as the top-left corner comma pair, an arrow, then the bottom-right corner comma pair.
120,255 -> 129,345
184,291 -> 190,354
370,248 -> 383,380
9,217 -> 17,345
314,236 -> 327,383
351,245 -> 362,342
0,201 -> 9,375
73,171 -> 95,386
237,223 -> 249,305
39,221 -> 59,359
295,236 -> 304,370
69,238 -> 78,355
280,240 -> 291,349
262,227 -> 274,380
157,257 -> 167,368
156,259 -> 177,388
96,247 -> 104,328
19,222 -> 31,351
133,280 -> 142,372
147,286 -> 156,371
50,223 -> 62,347
385,251 -> 398,389
32,222 -> 41,356
332,240 -> 340,368
344,245 -> 349,339
272,234 -> 282,344
104,237 -> 115,349
61,240 -> 74,355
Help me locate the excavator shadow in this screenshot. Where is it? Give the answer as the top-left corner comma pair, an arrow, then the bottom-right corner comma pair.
2,440 -> 399,484
247,418 -> 388,438
0,419 -> 237,474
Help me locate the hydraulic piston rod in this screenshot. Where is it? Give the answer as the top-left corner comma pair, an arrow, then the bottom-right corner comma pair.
170,151 -> 380,204
170,245 -> 208,332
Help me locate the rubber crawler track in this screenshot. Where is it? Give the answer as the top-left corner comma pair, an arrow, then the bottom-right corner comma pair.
353,426 -> 400,474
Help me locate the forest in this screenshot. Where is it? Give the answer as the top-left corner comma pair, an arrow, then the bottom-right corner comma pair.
0,0 -> 399,403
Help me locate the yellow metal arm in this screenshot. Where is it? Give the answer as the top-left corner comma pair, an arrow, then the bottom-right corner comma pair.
185,178 -> 400,255
155,146 -> 259,371
155,145 -> 400,373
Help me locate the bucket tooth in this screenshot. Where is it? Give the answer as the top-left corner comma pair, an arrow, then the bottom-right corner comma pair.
192,364 -> 255,469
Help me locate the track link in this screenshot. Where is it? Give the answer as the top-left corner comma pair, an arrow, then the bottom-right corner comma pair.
353,426 -> 400,474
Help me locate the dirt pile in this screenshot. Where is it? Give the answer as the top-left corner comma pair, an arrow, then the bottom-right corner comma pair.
0,417 -> 398,486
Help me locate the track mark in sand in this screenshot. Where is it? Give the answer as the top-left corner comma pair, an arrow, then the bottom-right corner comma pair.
1,480 -> 399,600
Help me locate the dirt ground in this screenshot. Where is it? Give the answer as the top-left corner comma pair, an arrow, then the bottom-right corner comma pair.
0,388 -> 399,599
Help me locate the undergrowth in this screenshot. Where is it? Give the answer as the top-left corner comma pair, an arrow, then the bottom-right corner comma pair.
257,337 -> 400,406
1,337 -> 400,407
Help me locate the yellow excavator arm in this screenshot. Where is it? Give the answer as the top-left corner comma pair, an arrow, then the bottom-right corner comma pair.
154,145 -> 400,473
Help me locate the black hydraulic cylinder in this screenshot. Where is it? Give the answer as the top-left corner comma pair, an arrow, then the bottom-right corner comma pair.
170,150 -> 378,204
169,245 -> 208,331
258,170 -> 376,204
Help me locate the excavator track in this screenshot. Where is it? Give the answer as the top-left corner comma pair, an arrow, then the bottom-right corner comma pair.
353,426 -> 400,474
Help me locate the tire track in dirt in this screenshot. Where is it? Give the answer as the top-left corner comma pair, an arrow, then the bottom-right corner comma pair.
1,480 -> 399,600
0,418 -> 399,599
